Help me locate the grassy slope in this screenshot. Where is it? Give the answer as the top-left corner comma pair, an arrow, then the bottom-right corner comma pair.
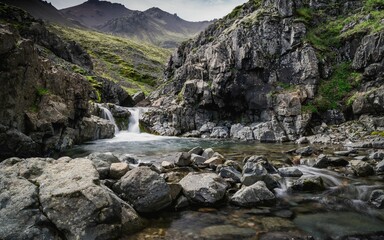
50,25 -> 172,95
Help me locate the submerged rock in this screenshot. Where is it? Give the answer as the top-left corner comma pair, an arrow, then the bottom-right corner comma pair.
116,167 -> 172,213
179,173 -> 228,205
200,225 -> 256,239
230,181 -> 276,207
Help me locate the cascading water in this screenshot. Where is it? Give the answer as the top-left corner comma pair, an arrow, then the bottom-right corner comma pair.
98,104 -> 119,134
127,108 -> 140,133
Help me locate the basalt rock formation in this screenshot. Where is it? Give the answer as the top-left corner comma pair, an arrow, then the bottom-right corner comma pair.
142,0 -> 384,143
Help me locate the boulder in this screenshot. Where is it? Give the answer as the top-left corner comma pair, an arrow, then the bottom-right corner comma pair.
79,116 -> 115,142
218,166 -> 242,183
375,160 -> 384,173
110,162 -> 129,179
351,161 -> 374,177
36,158 -> 143,239
369,190 -> 384,209
173,152 -> 192,167
116,167 -> 172,212
179,173 -> 228,205
230,181 -> 276,207
132,91 -> 145,104
295,146 -> 315,156
191,153 -> 207,165
369,151 -> 384,160
188,146 -> 204,155
202,148 -> 215,159
313,154 -> 349,168
161,161 -> 174,169
290,176 -> 325,192
278,167 -> 303,177
210,126 -> 229,138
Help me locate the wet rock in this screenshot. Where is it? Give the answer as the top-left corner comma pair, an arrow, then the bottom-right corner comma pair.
261,217 -> 296,231
188,146 -> 204,155
369,190 -> 384,209
109,162 -> 129,179
369,151 -> 384,160
202,148 -> 215,159
116,167 -> 172,212
376,160 -> 384,173
174,195 -> 189,210
313,154 -> 348,168
79,116 -> 115,141
278,167 -> 303,177
179,173 -> 228,205
290,175 -> 325,192
191,154 -> 207,165
218,166 -> 242,183
173,152 -> 192,167
37,158 -> 144,239
200,225 -> 256,239
230,181 -> 276,207
295,146 -> 315,156
351,161 -> 374,177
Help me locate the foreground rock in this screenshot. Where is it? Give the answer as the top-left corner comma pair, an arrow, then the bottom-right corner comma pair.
230,181 -> 276,207
0,157 -> 144,240
179,173 -> 228,205
116,167 -> 172,213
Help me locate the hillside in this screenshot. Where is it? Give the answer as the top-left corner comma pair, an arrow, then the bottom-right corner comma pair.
142,0 -> 384,143
50,25 -> 171,95
61,0 -> 212,48
0,0 -> 76,26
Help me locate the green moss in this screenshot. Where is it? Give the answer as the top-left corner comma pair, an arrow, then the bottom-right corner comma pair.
371,131 -> 384,137
229,5 -> 243,19
365,0 -> 384,11
296,7 -> 313,23
302,103 -> 318,113
36,87 -> 49,96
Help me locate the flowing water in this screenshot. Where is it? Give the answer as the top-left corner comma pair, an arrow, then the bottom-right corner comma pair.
63,108 -> 384,239
98,104 -> 119,134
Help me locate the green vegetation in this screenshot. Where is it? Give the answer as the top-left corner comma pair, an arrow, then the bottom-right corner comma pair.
371,131 -> 384,137
365,0 -> 384,10
50,25 -> 171,95
301,102 -> 318,114
229,5 -> 244,19
296,7 -> 313,23
314,62 -> 361,111
36,87 -> 49,96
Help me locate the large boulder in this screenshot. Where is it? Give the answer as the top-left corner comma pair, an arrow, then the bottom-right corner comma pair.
36,158 -> 143,239
116,167 -> 172,212
230,181 -> 276,207
179,173 -> 228,205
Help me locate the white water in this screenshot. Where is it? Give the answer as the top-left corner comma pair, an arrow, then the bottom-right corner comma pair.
127,108 -> 141,133
98,105 -> 119,134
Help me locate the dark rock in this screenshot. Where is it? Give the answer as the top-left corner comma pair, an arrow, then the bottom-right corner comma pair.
132,91 -> 145,104
219,166 -> 242,183
295,146 -> 315,156
376,160 -> 384,173
116,167 -> 172,212
230,181 -> 276,207
369,190 -> 384,209
278,167 -> 303,177
174,195 -> 189,210
369,151 -> 384,160
188,146 -> 204,155
290,176 -> 325,192
190,153 -> 207,165
313,154 -> 348,168
179,173 -> 228,205
173,152 -> 192,167
351,161 -> 374,177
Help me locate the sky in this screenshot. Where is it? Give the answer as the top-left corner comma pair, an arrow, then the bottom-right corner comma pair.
48,0 -> 249,21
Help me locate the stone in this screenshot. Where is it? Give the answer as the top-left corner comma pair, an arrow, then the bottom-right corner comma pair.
110,162 -> 129,179
174,195 -> 190,210
369,151 -> 384,160
202,148 -> 215,159
179,173 -> 228,205
278,167 -> 303,177
296,137 -> 309,144
190,154 -> 207,165
161,161 -> 174,169
230,181 -> 276,207
132,91 -> 145,104
188,146 -> 204,155
204,156 -> 225,168
36,158 -> 144,239
168,183 -> 182,201
375,160 -> 384,173
295,146 -> 315,156
313,154 -> 348,168
173,152 -> 192,167
210,126 -> 229,138
334,150 -> 355,156
219,166 -> 242,183
117,167 -> 172,212
369,190 -> 384,209
352,161 -> 374,177
290,176 -> 325,192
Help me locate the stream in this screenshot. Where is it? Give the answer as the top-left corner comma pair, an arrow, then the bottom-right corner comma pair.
63,108 -> 384,240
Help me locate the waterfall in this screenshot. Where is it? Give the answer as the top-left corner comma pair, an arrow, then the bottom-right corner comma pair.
128,108 -> 140,133
98,105 -> 119,134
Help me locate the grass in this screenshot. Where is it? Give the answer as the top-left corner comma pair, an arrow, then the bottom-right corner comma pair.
36,87 -> 49,96
50,25 -> 171,95
296,7 -> 313,23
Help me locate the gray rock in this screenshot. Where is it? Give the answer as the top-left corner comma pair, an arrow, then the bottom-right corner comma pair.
132,91 -> 145,104
191,153 -> 207,165
230,124 -> 254,141
179,173 -> 228,205
376,160 -> 384,173
219,166 -> 242,183
110,162 -> 129,179
369,190 -> 384,209
188,146 -> 204,155
296,137 -> 309,144
210,126 -> 229,138
117,167 -> 172,212
87,152 -> 120,178
168,183 -> 182,201
202,148 -> 215,159
173,152 -> 192,167
352,161 -> 374,177
230,181 -> 276,207
313,154 -> 348,168
296,146 -> 315,156
278,167 -> 303,177
290,175 -> 325,192
369,151 -> 384,160
37,158 -> 144,239
334,150 -> 355,156
174,195 -> 190,210
161,161 -> 174,169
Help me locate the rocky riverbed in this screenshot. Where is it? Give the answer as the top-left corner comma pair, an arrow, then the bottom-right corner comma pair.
2,139 -> 384,239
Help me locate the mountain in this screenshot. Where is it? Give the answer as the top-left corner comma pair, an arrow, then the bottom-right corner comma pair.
0,0 -> 76,26
61,0 -> 133,28
142,0 -> 384,143
61,0 -> 212,48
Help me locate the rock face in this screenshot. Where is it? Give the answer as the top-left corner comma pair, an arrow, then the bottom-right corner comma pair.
179,173 -> 228,205
0,6 -> 119,159
116,167 -> 172,213
140,0 -> 384,145
0,157 -> 144,240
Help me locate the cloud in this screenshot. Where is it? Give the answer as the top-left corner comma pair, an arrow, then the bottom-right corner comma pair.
49,0 -> 248,21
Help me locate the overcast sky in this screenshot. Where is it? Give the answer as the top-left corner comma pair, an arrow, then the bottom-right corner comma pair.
49,0 -> 248,21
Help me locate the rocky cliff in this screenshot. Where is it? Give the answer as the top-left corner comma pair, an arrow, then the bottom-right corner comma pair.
0,4 -> 130,159
142,0 -> 384,143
